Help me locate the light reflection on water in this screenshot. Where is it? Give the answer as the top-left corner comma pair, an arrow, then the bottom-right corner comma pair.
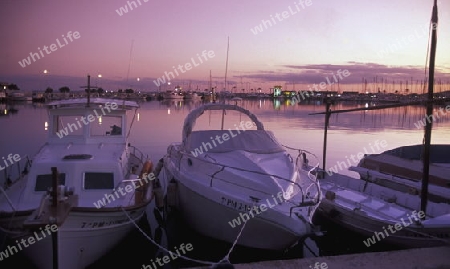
0,99 -> 449,268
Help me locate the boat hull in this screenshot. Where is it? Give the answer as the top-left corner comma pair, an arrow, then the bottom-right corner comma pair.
0,208 -> 145,269
316,199 -> 450,248
183,181 -> 310,250
162,155 -> 316,251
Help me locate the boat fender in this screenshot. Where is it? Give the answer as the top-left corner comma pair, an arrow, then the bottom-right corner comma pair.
166,178 -> 178,208
135,160 -> 153,204
139,160 -> 154,180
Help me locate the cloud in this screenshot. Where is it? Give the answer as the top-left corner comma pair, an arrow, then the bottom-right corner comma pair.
236,62 -> 450,84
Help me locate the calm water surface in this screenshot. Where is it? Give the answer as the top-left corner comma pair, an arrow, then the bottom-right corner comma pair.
1,99 -> 449,268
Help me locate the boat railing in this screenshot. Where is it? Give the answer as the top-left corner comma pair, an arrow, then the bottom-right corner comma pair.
282,145 -> 322,215
2,155 -> 32,190
179,148 -> 321,210
128,144 -> 148,163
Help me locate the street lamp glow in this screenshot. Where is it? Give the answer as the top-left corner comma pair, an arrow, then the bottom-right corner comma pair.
43,70 -> 48,74
98,74 -> 102,78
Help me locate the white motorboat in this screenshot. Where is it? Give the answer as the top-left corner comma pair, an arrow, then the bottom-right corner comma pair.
160,103 -> 322,251
317,173 -> 450,248
0,96 -> 155,269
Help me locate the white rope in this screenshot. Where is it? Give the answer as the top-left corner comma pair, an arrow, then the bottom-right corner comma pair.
221,209 -> 250,263
0,186 -> 16,211
120,207 -> 245,267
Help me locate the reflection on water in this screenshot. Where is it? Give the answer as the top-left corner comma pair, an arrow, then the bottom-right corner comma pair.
0,99 -> 449,268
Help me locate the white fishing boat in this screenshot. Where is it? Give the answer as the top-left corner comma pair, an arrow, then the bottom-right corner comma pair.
160,103 -> 322,250
0,91 -> 155,268
317,173 -> 450,248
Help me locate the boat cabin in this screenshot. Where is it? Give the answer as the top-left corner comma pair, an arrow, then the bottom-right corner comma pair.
18,98 -> 141,207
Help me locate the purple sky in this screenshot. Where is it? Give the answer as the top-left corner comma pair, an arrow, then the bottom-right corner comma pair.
1,0 -> 449,93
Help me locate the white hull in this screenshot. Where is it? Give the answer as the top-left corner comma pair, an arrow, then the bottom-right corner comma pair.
1,208 -> 145,269
317,199 -> 449,248
316,173 -> 450,248
173,172 -> 311,250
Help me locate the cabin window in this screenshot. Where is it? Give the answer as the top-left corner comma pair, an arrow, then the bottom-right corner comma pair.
90,116 -> 122,136
84,172 -> 114,189
53,115 -> 85,136
35,173 -> 66,192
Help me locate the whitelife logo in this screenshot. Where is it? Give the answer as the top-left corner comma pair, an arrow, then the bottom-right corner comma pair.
190,121 -> 254,157
18,31 -> 81,68
115,0 -> 149,16
55,102 -> 118,138
290,69 -> 351,105
363,210 -> 426,247
0,153 -> 21,172
0,224 -> 58,261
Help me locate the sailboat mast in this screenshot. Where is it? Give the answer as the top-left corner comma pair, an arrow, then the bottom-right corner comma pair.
421,0 -> 438,214
224,37 -> 229,92
87,74 -> 91,107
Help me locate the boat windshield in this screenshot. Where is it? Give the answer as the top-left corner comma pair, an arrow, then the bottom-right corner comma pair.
53,115 -> 84,136
91,116 -> 122,136
52,115 -> 123,137
185,130 -> 284,154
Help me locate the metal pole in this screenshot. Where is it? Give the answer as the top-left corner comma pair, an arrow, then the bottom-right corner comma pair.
51,167 -> 58,207
87,75 -> 91,107
52,226 -> 58,269
322,100 -> 332,178
421,0 -> 438,214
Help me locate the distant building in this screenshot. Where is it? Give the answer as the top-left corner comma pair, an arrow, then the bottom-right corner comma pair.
272,85 -> 283,98
0,82 -> 9,90
281,91 -> 296,98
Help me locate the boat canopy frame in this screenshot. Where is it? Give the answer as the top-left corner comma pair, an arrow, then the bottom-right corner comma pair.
182,104 -> 265,145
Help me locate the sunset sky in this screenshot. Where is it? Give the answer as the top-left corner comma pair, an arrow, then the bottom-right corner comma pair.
1,0 -> 449,92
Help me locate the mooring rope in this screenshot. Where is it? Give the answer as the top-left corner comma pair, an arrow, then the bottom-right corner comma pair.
121,206 -> 248,267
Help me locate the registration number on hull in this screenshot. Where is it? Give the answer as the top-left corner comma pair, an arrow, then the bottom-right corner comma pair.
220,197 -> 253,212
